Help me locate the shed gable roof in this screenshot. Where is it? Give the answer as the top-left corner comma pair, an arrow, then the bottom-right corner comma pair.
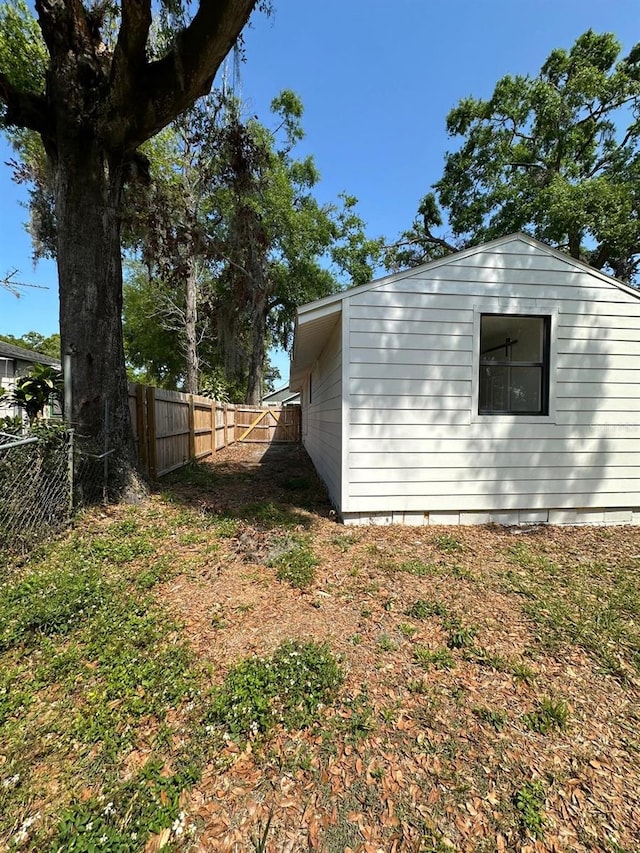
290,233 -> 640,388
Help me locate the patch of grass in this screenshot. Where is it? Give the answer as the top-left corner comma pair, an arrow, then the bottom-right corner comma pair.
522,696 -> 568,734
449,563 -> 475,581
405,599 -> 448,620
267,535 -> 318,588
213,516 -> 239,538
514,780 -> 546,840
444,617 -> 477,649
377,634 -> 398,652
432,533 -> 465,554
135,555 -> 175,590
503,544 -> 640,681
0,559 -> 110,650
244,501 -> 309,529
332,689 -> 375,743
331,534 -> 357,552
398,622 -> 417,637
206,640 -> 343,743
413,646 -> 456,670
398,559 -> 437,577
511,661 -> 537,685
473,706 -> 507,731
48,757 -> 199,853
0,525 -> 199,850
463,647 -> 537,684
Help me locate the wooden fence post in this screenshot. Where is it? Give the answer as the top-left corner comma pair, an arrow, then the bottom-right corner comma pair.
223,403 -> 228,449
146,385 -> 157,480
135,384 -> 148,476
210,399 -> 215,457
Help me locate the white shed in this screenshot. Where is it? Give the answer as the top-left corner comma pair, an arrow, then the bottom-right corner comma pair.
289,233 -> 640,526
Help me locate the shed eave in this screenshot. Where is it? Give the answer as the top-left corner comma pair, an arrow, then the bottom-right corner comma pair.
289,302 -> 342,391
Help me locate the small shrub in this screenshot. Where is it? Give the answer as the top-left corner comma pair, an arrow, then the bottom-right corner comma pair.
405,599 -> 448,620
522,697 -> 568,734
514,780 -> 546,839
207,640 -> 343,742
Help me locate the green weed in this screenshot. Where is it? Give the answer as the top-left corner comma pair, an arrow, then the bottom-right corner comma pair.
378,634 -> 398,652
413,646 -> 456,670
267,535 -> 317,588
514,780 -> 546,840
522,697 -> 568,734
399,559 -> 437,577
432,534 -> 465,554
444,617 -> 477,649
473,706 -> 507,731
215,516 -> 239,538
405,599 -> 448,620
206,640 -> 343,743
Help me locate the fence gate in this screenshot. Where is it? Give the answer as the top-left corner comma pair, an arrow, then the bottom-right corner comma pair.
235,406 -> 301,444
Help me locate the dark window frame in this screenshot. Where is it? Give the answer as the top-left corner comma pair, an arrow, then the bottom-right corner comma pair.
478,313 -> 551,416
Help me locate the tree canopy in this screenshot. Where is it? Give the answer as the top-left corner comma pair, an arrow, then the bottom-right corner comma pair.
387,31 -> 640,282
123,91 -> 382,403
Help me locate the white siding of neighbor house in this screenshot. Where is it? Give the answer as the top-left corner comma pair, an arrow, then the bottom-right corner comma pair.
302,317 -> 342,509
343,237 -> 640,524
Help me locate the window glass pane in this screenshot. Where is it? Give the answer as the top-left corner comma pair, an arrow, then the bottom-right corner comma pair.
479,364 -> 509,412
481,316 -> 544,363
479,365 -> 543,413
509,366 -> 542,412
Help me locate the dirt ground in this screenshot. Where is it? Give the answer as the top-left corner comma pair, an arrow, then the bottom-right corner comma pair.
157,443 -> 640,853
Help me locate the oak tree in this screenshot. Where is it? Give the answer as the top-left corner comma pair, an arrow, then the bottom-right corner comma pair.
388,32 -> 640,282
0,0 -> 260,493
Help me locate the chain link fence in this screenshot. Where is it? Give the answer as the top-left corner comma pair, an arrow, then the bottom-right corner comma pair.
0,427 -> 111,555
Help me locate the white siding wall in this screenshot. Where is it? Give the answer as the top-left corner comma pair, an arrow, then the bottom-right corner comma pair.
303,318 -> 342,509
345,238 -> 640,523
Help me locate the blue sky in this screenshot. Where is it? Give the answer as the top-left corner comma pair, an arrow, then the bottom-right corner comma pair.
1,0 -> 638,379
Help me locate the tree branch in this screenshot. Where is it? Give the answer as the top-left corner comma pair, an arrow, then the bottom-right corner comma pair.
35,0 -> 91,61
0,72 -> 51,135
110,0 -> 259,150
110,0 -> 152,106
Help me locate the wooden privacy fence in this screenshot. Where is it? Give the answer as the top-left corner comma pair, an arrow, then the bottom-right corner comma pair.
128,384 -> 301,479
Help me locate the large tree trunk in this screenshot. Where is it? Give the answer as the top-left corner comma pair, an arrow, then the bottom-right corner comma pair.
54,136 -> 141,496
184,257 -> 199,394
245,293 -> 267,406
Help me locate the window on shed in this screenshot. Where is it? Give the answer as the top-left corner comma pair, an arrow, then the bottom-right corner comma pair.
479,315 -> 550,415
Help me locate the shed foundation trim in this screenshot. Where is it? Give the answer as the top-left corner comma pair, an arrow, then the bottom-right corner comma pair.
340,507 -> 640,527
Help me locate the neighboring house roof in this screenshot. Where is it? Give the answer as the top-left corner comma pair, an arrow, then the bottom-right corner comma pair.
262,384 -> 300,405
289,232 -> 640,389
0,341 -> 61,368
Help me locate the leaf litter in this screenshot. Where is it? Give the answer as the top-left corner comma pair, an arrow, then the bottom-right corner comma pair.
151,444 -> 640,853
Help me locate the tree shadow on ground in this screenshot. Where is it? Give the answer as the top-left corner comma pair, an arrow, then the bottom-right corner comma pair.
158,444 -> 333,529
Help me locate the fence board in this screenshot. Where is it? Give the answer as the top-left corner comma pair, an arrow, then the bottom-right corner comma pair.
127,384 -> 298,479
